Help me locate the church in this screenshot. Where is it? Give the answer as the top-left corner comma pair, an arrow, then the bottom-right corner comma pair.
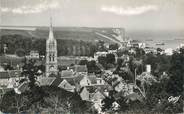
45,19 -> 58,77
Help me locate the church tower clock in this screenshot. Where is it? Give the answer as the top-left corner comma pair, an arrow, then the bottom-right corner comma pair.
46,18 -> 58,77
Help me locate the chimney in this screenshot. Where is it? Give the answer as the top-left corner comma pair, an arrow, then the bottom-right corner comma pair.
146,65 -> 151,73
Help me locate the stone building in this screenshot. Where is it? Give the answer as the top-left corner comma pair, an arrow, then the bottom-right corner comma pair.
46,18 -> 58,77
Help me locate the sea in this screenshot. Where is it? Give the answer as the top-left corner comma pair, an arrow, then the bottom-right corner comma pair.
0,26 -> 184,49
127,30 -> 184,49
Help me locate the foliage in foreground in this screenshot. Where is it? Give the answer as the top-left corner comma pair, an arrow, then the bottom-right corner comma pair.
0,86 -> 94,114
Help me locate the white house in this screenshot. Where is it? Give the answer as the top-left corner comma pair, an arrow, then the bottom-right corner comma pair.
0,70 -> 23,88
80,76 -> 92,86
58,79 -> 75,92
96,78 -> 106,85
26,50 -> 40,59
164,48 -> 173,55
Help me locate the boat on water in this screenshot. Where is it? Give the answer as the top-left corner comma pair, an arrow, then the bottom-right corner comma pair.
156,42 -> 165,45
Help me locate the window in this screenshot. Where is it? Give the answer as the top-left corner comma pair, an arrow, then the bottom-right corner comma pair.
64,84 -> 66,88
53,54 -> 55,61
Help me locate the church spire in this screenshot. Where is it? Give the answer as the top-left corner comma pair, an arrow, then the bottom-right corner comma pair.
46,17 -> 58,77
49,17 -> 54,40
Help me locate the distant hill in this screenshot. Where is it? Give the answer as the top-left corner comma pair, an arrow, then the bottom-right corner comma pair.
0,26 -> 124,43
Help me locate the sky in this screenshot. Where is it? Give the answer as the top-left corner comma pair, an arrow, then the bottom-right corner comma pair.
0,0 -> 184,31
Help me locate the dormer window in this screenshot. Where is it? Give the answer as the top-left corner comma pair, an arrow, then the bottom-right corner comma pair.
64,84 -> 66,88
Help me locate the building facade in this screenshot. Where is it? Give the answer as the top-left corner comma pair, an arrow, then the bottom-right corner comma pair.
46,19 -> 58,77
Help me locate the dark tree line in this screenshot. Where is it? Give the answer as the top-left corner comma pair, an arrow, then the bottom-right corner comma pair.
98,53 -> 116,69
0,34 -> 97,56
79,60 -> 101,74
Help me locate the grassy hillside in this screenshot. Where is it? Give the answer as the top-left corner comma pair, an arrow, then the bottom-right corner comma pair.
0,27 -> 122,43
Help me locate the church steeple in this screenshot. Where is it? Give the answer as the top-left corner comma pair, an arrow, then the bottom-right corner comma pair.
49,17 -> 54,41
46,17 -> 58,77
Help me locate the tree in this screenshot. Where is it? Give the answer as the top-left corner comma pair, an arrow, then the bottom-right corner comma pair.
97,53 -> 116,70
4,64 -> 14,70
101,96 -> 115,112
167,48 -> 184,96
109,43 -> 119,50
157,48 -> 163,55
87,60 -> 101,74
97,40 -> 106,52
135,47 -> 145,58
1,86 -> 94,113
98,56 -> 107,69
44,94 -> 67,114
22,59 -> 40,89
15,48 -> 25,57
129,58 -> 143,75
114,62 -> 134,83
79,59 -> 88,65
0,91 -> 29,113
136,72 -> 157,98
12,94 -> 29,113
58,65 -> 67,72
106,53 -> 115,64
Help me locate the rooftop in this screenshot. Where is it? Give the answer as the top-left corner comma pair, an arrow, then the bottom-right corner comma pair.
61,70 -> 73,77
73,65 -> 88,73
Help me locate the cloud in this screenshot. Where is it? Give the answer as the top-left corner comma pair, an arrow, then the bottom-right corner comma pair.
101,5 -> 158,16
0,0 -> 60,14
